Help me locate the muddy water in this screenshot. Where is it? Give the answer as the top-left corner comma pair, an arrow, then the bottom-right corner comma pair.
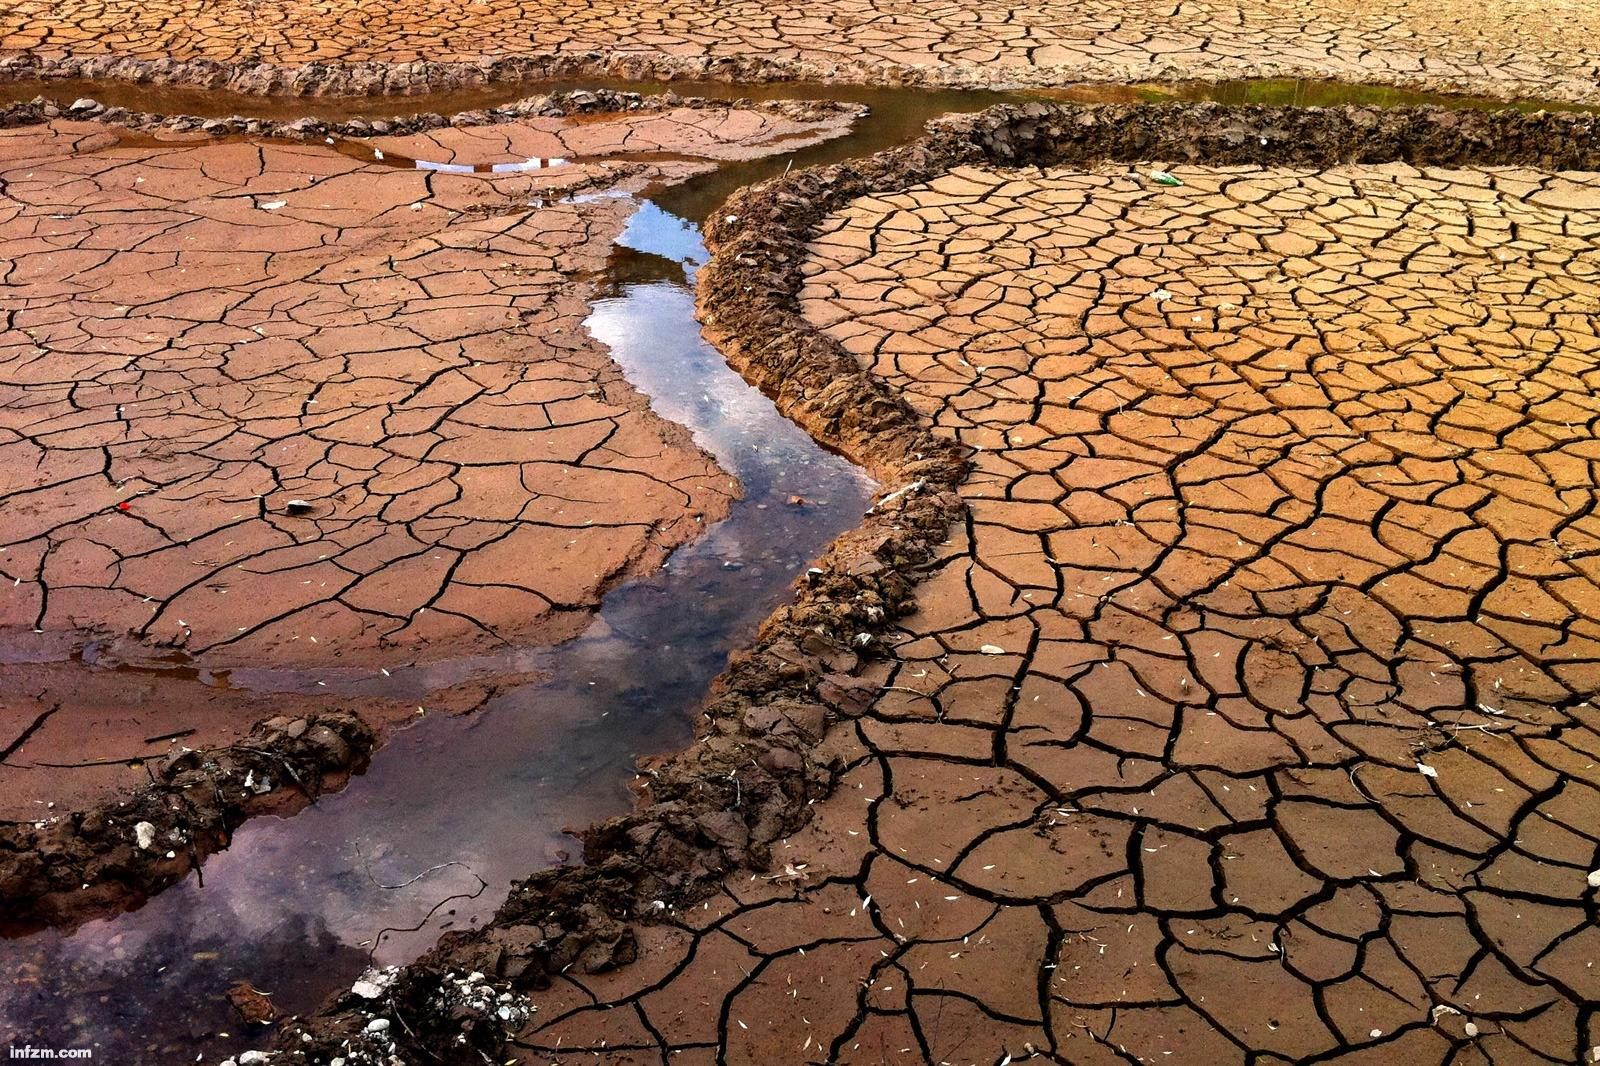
0,137 -> 884,1063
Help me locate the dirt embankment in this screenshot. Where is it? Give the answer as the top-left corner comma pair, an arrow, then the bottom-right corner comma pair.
264,101 -> 1600,1065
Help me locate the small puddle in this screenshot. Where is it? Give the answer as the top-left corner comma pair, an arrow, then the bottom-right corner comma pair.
2,72 -> 1590,1063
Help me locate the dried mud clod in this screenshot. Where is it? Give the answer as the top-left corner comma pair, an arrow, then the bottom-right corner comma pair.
0,712 -> 373,932
266,101 -> 1600,1064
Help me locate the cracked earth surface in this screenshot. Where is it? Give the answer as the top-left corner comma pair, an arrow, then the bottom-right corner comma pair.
0,104 -> 844,821
492,163 -> 1600,1063
6,0 -> 1600,103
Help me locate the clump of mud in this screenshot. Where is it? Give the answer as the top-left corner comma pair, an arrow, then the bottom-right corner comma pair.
0,714 -> 372,933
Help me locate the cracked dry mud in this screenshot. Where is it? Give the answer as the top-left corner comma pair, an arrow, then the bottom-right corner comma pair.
0,103 -> 845,825
6,0 -> 1600,103
489,163 -> 1600,1063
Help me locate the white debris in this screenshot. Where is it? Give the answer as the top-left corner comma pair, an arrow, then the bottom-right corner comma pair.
979,644 -> 1006,655
1588,869 -> 1600,889
258,200 -> 287,211
1416,762 -> 1438,779
1464,1022 -> 1480,1038
238,1052 -> 270,1065
350,967 -> 398,999
134,821 -> 157,850
869,478 -> 925,513
364,1018 -> 390,1034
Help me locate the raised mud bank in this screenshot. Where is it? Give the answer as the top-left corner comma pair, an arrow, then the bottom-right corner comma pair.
264,99 -> 1600,1065
5,50 -> 1600,108
1,715 -> 373,934
0,83 -> 854,137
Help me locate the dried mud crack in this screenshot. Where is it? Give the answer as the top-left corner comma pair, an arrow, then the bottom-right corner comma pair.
6,0 -> 1600,105
249,102 -> 1600,1066
0,92 -> 858,930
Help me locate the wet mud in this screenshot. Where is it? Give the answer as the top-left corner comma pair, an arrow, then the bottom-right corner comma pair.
0,90 -> 885,1061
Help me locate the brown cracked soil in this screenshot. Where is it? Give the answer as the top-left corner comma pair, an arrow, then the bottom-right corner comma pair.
291,109 -> 1600,1066
5,0 -> 1600,104
0,100 -> 852,918
4,4 -> 1600,1057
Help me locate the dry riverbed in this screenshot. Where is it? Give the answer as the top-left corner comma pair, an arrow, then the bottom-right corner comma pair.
262,104 -> 1600,1066
0,96 -> 856,926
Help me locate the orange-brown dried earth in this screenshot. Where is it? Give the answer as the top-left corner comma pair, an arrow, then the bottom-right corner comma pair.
5,0 -> 1600,104
0,103 -> 847,822
490,163 -> 1600,1063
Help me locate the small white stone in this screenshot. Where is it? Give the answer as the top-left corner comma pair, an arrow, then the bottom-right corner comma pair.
979,644 -> 1005,655
258,200 -> 287,211
365,1018 -> 390,1034
1464,1022 -> 1480,1038
134,822 -> 157,850
1587,869 -> 1600,889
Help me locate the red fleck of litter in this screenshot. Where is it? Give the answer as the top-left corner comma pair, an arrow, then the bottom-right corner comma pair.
116,501 -> 131,511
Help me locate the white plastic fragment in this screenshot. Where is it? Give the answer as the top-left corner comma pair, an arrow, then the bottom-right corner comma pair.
350,968 -> 396,999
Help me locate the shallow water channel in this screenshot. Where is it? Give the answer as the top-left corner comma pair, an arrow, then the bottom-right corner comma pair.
0,73 -> 1590,1063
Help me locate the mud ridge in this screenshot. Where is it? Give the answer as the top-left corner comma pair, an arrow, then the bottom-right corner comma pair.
258,99 -> 1600,1065
0,713 -> 373,934
5,50 -> 1600,107
0,85 -> 854,136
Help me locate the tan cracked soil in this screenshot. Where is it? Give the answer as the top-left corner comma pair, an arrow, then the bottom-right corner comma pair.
485,163 -> 1600,1063
0,104 -> 846,822
7,0 -> 1600,103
